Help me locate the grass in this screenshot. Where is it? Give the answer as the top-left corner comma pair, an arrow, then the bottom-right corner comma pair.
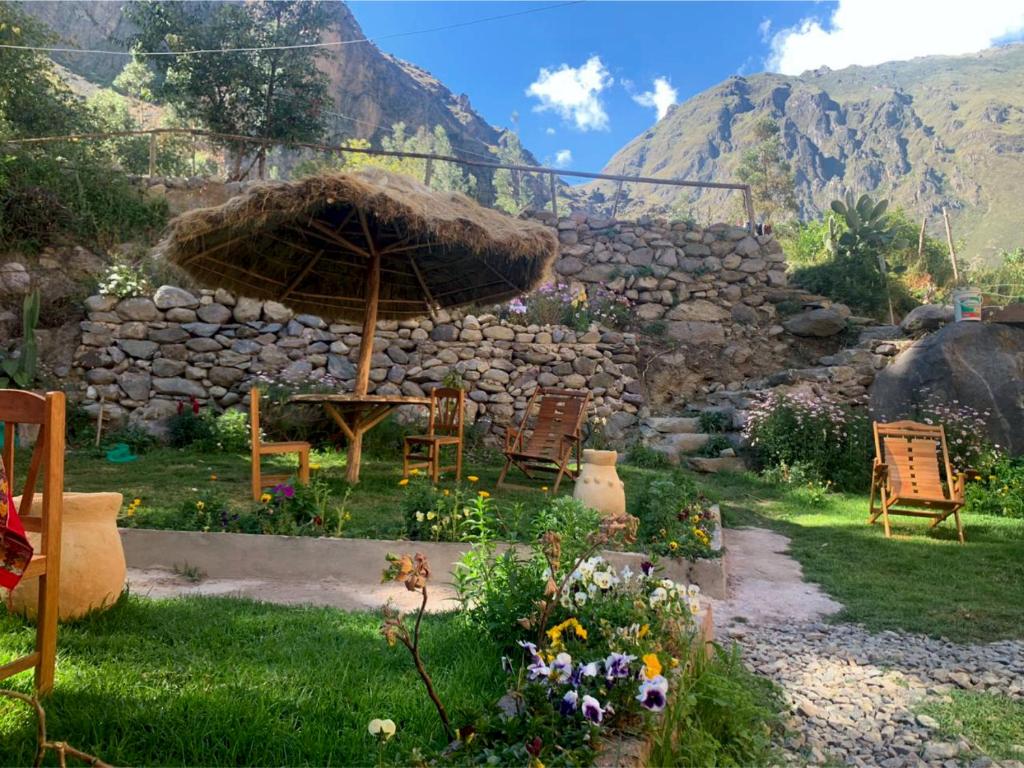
0,595 -> 503,766
696,472 -> 1024,643
61,443 -> 670,541
919,691 -> 1024,760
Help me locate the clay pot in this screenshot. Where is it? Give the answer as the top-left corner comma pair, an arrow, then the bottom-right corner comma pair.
10,492 -> 126,621
572,449 -> 626,517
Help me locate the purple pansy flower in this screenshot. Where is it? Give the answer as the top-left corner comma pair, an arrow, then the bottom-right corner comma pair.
560,690 -> 578,716
272,483 -> 295,499
640,560 -> 654,577
605,652 -> 635,681
551,652 -> 573,684
581,695 -> 604,724
637,675 -> 669,712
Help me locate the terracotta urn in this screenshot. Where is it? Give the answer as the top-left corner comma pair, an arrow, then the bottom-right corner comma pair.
10,492 -> 126,621
572,449 -> 626,517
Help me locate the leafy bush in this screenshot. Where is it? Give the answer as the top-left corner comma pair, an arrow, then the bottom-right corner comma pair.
210,410 -> 250,453
698,410 -> 730,434
255,479 -> 351,536
97,262 -> 151,299
627,443 -> 672,469
167,408 -> 217,449
909,395 -> 1002,473
630,471 -> 716,559
745,392 -> 873,492
697,434 -> 732,458
504,281 -> 632,331
964,457 -> 1024,518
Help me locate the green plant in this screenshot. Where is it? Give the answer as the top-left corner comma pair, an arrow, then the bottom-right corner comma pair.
627,443 -> 672,469
698,410 -> 730,434
697,434 -> 732,458
97,262 -> 151,299
210,410 -> 249,453
0,290 -> 40,388
964,457 -> 1024,518
172,563 -> 206,583
630,472 -> 715,559
103,424 -> 159,455
255,478 -> 350,536
167,407 -> 216,450
745,392 -> 873,492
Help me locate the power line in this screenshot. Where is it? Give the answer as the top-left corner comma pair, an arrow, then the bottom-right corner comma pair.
0,2 -> 581,56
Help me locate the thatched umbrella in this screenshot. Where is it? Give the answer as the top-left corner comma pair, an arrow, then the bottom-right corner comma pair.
155,168 -> 558,397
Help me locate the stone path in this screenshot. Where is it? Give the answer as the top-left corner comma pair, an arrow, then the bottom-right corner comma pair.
718,527 -> 1024,768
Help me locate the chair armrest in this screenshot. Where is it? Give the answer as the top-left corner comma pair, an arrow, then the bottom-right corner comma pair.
872,461 -> 888,478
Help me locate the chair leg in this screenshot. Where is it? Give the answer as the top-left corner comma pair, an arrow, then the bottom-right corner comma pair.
552,457 -> 569,494
881,496 -> 892,538
402,440 -> 410,478
954,508 -> 965,544
35,571 -> 58,695
431,443 -> 440,485
497,457 -> 512,488
455,441 -> 463,482
867,477 -> 880,524
251,455 -> 261,501
298,448 -> 310,485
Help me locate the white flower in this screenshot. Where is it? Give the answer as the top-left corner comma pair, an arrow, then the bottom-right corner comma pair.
649,586 -> 668,608
587,582 -> 598,597
592,571 -> 612,590
368,718 -> 396,741
660,578 -> 675,590
687,584 -> 700,598
574,591 -> 588,605
415,512 -> 425,522
621,565 -> 634,582
689,597 -> 701,615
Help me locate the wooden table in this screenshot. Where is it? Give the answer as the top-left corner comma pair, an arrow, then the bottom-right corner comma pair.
288,393 -> 430,484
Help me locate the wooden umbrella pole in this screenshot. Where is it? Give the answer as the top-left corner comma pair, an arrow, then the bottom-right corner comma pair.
355,212 -> 381,397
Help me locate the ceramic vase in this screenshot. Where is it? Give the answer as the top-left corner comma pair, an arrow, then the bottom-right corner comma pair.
572,449 -> 625,517
10,492 -> 126,621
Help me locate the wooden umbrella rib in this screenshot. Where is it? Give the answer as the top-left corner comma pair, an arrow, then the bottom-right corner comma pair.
191,256 -> 287,288
280,249 -> 324,300
407,255 -> 437,314
266,231 -> 320,256
308,220 -> 372,259
431,280 -> 508,300
182,233 -> 250,266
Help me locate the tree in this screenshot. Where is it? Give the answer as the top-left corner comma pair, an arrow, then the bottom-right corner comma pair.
112,56 -> 156,102
126,1 -> 336,179
492,130 -> 534,214
736,117 -> 797,224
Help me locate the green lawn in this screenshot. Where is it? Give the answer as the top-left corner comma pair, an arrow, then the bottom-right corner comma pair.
0,596 -> 503,766
919,691 -> 1024,761
699,472 -> 1024,643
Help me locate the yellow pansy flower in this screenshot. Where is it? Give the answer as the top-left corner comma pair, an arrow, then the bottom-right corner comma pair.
642,653 -> 662,680
398,478 -> 409,486
478,490 -> 490,498
467,475 -> 479,483
260,493 -> 272,504
195,501 -> 205,511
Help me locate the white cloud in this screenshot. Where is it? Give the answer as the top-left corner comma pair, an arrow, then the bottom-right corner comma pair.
551,149 -> 573,168
757,18 -> 772,43
526,55 -> 613,131
768,0 -> 1024,75
632,77 -> 678,121
545,127 -> 556,136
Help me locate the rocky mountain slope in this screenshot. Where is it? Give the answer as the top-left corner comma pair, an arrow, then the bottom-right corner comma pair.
19,1 -> 513,163
579,45 -> 1024,261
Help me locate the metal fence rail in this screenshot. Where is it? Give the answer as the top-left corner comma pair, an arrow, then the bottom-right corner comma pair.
2,127 -> 757,229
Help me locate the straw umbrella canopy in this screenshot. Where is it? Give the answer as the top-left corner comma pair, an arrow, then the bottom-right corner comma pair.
155,168 -> 558,396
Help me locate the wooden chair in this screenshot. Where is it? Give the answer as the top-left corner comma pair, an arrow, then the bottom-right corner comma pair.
869,420 -> 969,543
402,387 -> 465,483
497,387 -> 590,493
250,387 -> 311,500
0,390 -> 64,695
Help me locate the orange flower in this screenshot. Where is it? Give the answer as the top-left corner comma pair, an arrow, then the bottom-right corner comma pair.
642,653 -> 662,680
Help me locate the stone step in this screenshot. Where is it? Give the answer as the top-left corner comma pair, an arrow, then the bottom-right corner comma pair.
648,432 -> 711,458
687,456 -> 747,474
641,416 -> 702,435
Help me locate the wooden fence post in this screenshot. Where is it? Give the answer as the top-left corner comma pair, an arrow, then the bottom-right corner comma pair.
148,131 -> 157,177
549,172 -> 558,218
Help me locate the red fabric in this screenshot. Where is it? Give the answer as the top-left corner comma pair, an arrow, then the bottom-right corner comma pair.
0,459 -> 33,589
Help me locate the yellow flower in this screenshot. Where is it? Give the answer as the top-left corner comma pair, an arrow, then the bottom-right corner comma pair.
132,498 -> 142,506
398,478 -> 409,486
541,486 -> 549,492
478,490 -> 490,499
410,468 -> 420,476
467,475 -> 479,483
260,493 -> 272,504
310,463 -> 321,471
210,474 -> 217,481
642,653 -> 662,680
669,541 -> 679,551
638,623 -> 650,640
196,501 -> 205,511
126,507 -> 136,517
443,489 -> 450,497
669,657 -> 680,668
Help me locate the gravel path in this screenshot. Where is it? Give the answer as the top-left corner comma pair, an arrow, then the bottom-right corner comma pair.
717,527 -> 1024,768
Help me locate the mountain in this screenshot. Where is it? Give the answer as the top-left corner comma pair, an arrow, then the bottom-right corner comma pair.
18,1 -> 517,165
580,45 -> 1024,261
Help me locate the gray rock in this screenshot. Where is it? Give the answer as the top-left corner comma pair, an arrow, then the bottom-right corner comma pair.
871,322 -> 1024,453
483,325 -> 516,341
84,295 -> 118,313
233,297 -> 262,323
151,359 -> 187,377
431,324 -> 460,341
153,285 -> 199,310
196,303 -> 232,324
208,366 -> 246,387
783,308 -> 847,337
263,301 -> 293,323
165,308 -> 197,323
119,372 -> 152,401
85,368 -> 117,385
119,340 -> 159,359
900,304 -> 954,334
116,297 -> 159,322
731,304 -> 759,325
182,323 -> 221,338
327,354 -> 356,379
666,321 -> 726,345
555,256 -> 585,275
0,262 -> 31,294
923,743 -> 959,760
666,299 -> 730,323
152,377 -> 206,398
148,327 -> 190,344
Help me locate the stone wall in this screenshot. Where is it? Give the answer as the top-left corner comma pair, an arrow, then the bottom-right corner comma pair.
74,286 -> 641,437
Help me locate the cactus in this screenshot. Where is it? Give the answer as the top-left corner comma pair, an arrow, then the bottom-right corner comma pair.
0,289 -> 41,389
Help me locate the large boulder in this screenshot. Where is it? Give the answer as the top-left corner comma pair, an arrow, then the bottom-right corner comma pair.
870,322 -> 1024,453
900,304 -> 953,334
783,308 -> 846,337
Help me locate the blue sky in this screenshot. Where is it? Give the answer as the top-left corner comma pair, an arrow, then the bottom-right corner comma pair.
349,1 -> 1024,176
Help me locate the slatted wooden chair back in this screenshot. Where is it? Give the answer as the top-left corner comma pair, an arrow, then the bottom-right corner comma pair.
875,420 -> 953,501
520,388 -> 589,460
0,389 -> 65,694
428,387 -> 465,438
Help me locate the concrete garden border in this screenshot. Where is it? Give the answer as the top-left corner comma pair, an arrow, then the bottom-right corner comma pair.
119,506 -> 725,598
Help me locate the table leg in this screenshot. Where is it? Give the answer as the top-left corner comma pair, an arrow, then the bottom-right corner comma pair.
347,427 -> 364,484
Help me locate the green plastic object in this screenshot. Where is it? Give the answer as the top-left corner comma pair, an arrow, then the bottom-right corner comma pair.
105,442 -> 137,463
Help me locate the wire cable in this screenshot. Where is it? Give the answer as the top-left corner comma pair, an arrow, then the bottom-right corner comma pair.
0,2 -> 582,56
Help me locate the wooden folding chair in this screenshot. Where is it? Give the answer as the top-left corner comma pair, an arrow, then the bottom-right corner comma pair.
250,387 -> 311,500
869,420 -> 968,543
402,387 -> 465,483
1,389 -> 65,695
497,387 -> 590,493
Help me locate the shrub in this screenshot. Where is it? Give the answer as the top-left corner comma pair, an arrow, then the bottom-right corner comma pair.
504,281 -> 632,331
97,262 -> 151,299
964,457 -> 1024,518
697,434 -> 732,458
908,395 -> 1001,473
745,392 -> 873,492
698,410 -> 730,434
627,443 -> 672,469
167,409 -> 216,449
630,471 -> 716,559
255,479 -> 351,536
